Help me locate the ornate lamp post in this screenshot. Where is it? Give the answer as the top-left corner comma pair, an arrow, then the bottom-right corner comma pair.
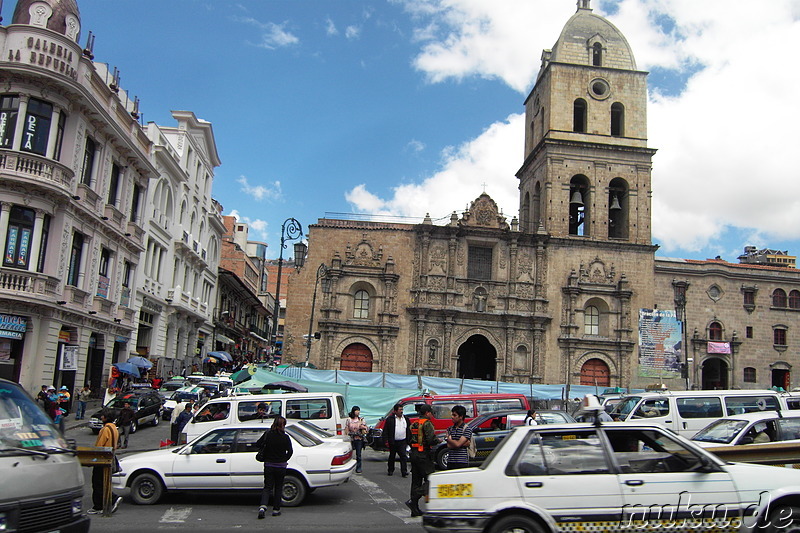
269,218 -> 306,358
305,263 -> 329,366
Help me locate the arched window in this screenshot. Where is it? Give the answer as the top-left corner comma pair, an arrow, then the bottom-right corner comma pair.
608,177 -> 629,240
584,306 -> 599,335
611,102 -> 624,136
521,192 -> 530,233
773,289 -> 787,307
533,182 -> 542,229
569,176 -> 589,236
353,290 -> 370,319
743,367 -> 756,383
709,321 -> 723,341
573,99 -> 587,133
592,42 -> 603,66
789,290 -> 800,309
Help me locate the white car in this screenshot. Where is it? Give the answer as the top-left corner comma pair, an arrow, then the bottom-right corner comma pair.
423,422 -> 800,533
288,420 -> 351,445
113,424 -> 355,507
692,411 -> 800,448
161,386 -> 205,420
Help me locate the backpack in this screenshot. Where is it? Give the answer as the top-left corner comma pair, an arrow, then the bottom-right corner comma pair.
467,435 -> 476,458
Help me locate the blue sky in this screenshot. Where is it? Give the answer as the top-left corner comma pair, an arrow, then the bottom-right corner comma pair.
10,0 -> 800,262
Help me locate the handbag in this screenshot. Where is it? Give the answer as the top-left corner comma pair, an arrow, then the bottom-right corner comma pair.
256,446 -> 266,462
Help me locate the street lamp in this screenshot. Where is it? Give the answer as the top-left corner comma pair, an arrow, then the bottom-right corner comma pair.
305,263 -> 329,366
270,218 -> 306,358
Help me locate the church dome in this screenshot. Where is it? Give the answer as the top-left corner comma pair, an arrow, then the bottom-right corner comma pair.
12,0 -> 81,42
549,2 -> 636,70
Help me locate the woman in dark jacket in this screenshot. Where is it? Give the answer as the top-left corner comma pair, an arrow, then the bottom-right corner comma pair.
256,416 -> 293,518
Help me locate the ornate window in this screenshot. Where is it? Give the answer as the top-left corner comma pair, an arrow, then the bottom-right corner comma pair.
584,306 -> 599,335
773,289 -> 787,308
709,322 -> 723,341
468,246 -> 493,280
353,290 -> 369,319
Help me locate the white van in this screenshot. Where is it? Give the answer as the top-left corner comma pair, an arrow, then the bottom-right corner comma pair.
609,389 -> 786,437
181,391 -> 347,443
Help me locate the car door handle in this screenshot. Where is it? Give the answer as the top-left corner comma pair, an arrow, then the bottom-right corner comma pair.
625,480 -> 644,486
216,458 -> 226,463
524,482 -> 543,488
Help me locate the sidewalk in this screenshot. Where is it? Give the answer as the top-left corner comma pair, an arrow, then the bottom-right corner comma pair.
64,399 -> 104,431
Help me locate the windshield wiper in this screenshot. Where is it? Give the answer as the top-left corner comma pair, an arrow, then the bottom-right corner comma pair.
0,446 -> 50,457
42,445 -> 77,455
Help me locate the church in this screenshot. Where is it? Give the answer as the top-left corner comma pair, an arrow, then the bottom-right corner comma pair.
284,1 -> 800,392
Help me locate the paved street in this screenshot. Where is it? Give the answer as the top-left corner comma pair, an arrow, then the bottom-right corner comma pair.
65,409 -> 423,532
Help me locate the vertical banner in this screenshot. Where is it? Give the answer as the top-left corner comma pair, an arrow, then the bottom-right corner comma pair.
638,309 -> 683,378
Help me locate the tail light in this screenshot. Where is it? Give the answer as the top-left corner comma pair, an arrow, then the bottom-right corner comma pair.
336,423 -> 343,435
331,450 -> 352,466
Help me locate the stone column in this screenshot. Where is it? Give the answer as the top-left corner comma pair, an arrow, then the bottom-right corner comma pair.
27,208 -> 46,272
10,96 -> 29,152
46,106 -> 62,159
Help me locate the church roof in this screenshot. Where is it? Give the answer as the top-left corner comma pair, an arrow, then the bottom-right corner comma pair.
549,1 -> 636,70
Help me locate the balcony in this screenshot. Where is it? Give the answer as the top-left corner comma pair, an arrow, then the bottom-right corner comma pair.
0,267 -> 59,300
0,150 -> 75,196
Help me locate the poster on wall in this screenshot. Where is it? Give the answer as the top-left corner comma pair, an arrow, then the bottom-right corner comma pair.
59,344 -> 79,371
638,309 -> 683,379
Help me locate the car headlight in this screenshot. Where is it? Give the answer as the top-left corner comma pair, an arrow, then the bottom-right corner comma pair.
72,498 -> 82,514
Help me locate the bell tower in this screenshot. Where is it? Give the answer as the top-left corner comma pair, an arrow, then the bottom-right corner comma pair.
517,0 -> 655,245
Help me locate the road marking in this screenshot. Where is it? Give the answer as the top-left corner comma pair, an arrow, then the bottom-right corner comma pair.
159,507 -> 192,523
351,476 -> 420,525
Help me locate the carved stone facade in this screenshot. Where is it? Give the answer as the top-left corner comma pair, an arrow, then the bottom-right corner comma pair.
283,3 -> 800,390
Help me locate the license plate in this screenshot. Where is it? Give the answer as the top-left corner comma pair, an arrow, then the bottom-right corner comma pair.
437,483 -> 473,498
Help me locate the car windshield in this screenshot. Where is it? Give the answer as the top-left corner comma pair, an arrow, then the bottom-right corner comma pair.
106,397 -> 140,408
163,382 -> 184,391
692,419 -> 748,444
286,425 -> 323,447
610,396 -> 642,417
297,421 -> 334,438
173,392 -> 199,402
0,381 -> 67,454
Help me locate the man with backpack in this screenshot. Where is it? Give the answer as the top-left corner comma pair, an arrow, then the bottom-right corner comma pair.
445,405 -> 472,469
405,404 -> 438,517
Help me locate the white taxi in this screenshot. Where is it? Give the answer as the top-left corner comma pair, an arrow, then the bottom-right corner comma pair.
113,424 -> 354,507
423,422 -> 800,533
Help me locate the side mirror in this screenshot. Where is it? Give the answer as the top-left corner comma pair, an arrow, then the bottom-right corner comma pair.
739,436 -> 754,445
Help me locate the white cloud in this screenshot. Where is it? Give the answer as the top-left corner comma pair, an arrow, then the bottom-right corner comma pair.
346,114 -> 522,219
406,139 -> 425,153
345,25 -> 361,39
235,17 -> 300,49
228,210 -> 269,241
325,17 -> 338,36
368,0 -> 800,256
237,176 -> 283,202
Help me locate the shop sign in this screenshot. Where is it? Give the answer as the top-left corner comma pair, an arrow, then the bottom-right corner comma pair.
59,345 -> 78,371
0,314 -> 26,333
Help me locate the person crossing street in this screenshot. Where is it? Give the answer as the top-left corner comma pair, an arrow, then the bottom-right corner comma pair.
405,404 -> 438,517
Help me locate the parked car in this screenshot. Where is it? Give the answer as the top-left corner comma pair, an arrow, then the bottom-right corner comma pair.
288,420 -> 351,444
88,390 -> 164,434
368,393 -> 531,451
423,421 -> 800,533
691,411 -> 800,448
433,409 -> 576,469
113,424 -> 355,507
161,386 -> 205,420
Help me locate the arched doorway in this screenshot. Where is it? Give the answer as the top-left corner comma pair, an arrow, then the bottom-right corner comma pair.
701,357 -> 729,389
340,343 -> 373,372
580,358 -> 610,387
457,335 -> 496,380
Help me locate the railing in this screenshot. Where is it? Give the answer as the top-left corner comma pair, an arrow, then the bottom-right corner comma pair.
0,150 -> 74,192
0,268 -> 59,298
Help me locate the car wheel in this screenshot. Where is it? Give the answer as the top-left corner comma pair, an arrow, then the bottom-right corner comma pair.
435,447 -> 449,470
130,420 -> 138,434
130,472 -> 165,505
281,474 -> 307,507
488,514 -> 544,533
764,506 -> 800,533
152,413 -> 160,426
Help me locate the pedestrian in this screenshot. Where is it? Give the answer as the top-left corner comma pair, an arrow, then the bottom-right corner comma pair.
345,405 -> 368,474
406,403 -> 438,517
36,385 -> 48,406
169,398 -> 185,445
88,410 -> 123,515
445,405 -> 472,469
117,401 -> 135,449
174,403 -> 193,444
383,403 -> 410,477
76,385 -> 91,420
58,386 -> 71,416
524,409 -> 538,425
256,416 -> 293,519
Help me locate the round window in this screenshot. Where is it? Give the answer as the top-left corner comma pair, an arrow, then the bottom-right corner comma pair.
589,78 -> 610,100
